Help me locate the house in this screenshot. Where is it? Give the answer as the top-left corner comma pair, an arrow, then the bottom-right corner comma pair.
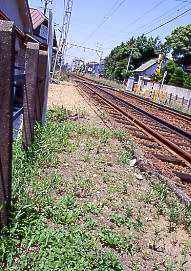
85,60 -> 104,77
134,58 -> 158,82
71,58 -> 85,72
29,8 -> 57,49
97,59 -> 104,76
85,62 -> 99,75
0,0 -> 35,124
0,0 -> 33,67
29,8 -> 48,46
0,0 -> 32,34
184,65 -> 191,75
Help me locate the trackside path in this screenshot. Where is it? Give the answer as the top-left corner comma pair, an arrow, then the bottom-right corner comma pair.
1,81 -> 191,270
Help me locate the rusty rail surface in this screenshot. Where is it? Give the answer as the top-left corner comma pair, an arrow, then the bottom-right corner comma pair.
74,79 -> 191,168
73,74 -> 191,122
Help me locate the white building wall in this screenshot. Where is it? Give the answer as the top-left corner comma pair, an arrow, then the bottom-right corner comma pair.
141,80 -> 191,101
0,0 -> 24,31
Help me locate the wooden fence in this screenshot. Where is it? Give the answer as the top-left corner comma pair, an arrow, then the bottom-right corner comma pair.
0,20 -> 49,228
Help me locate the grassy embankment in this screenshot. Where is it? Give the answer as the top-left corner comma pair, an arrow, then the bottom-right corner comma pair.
1,107 -> 191,270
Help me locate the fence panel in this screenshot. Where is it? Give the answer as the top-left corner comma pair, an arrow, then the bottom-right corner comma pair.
0,21 -> 15,227
36,50 -> 48,124
22,42 -> 39,148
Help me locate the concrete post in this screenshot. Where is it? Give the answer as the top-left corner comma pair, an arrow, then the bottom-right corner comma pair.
23,42 -> 39,148
0,21 -> 15,227
169,93 -> 172,105
188,99 -> 191,111
36,50 -> 48,124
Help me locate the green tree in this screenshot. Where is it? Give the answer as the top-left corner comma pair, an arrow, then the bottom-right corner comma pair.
103,35 -> 161,81
183,74 -> 191,89
153,60 -> 178,84
165,24 -> 191,65
169,67 -> 187,87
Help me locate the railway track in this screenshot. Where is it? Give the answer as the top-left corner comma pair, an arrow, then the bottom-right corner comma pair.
72,74 -> 191,197
73,74 -> 191,130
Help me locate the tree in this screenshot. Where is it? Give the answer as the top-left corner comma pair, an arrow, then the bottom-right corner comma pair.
183,74 -> 191,89
103,35 -> 161,81
165,24 -> 191,65
169,67 -> 187,87
153,60 -> 178,84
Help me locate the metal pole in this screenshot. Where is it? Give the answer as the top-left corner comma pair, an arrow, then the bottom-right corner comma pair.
160,70 -> 167,90
44,0 -> 48,15
56,0 -> 73,83
126,49 -> 133,73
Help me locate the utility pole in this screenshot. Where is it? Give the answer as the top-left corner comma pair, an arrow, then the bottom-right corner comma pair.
41,0 -> 52,16
126,49 -> 134,73
52,0 -> 73,83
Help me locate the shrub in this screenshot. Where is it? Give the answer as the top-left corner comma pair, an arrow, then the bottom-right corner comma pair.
183,74 -> 191,89
169,67 -> 187,87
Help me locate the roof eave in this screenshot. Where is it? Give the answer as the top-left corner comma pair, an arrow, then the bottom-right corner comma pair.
17,0 -> 33,34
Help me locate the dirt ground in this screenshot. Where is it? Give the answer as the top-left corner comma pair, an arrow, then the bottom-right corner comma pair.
48,81 -> 97,116
46,80 -> 191,270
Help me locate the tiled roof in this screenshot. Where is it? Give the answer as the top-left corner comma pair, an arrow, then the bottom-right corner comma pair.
29,8 -> 47,30
134,58 -> 158,72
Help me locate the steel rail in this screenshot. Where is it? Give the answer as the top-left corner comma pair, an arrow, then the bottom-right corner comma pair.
78,81 -> 191,168
72,74 -> 191,121
76,79 -> 191,142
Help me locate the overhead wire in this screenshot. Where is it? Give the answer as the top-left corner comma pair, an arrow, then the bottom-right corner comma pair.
82,0 -> 128,45
102,1 -> 190,52
102,0 -> 172,50
144,8 -> 191,35
131,2 -> 188,34
120,0 -> 167,33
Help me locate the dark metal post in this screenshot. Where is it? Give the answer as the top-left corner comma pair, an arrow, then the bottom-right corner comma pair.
22,42 -> 39,148
169,93 -> 172,105
182,96 -> 185,106
188,99 -> 191,111
36,50 -> 48,124
0,21 -> 15,227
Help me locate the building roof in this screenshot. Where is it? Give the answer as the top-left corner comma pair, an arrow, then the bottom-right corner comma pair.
185,65 -> 191,71
134,58 -> 158,72
87,62 -> 99,65
29,8 -> 47,30
0,0 -> 33,34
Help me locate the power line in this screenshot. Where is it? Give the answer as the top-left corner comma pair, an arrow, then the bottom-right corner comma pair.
176,0 -> 191,3
82,0 -> 128,44
102,2 -> 190,52
120,0 -> 167,33
131,2 -> 187,34
102,0 -> 171,50
67,43 -> 103,53
67,43 -> 103,60
144,8 -> 191,35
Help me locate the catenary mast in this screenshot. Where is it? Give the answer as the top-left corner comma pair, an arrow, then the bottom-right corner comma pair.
52,0 -> 73,82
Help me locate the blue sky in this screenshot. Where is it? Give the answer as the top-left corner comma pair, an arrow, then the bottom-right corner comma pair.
28,0 -> 191,64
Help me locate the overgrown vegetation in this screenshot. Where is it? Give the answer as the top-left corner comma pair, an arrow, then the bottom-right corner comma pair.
1,107 -> 191,270
165,24 -> 191,66
152,61 -> 190,88
103,24 -> 191,88
103,35 -> 161,81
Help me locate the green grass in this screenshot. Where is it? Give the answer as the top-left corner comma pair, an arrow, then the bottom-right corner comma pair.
1,107 -> 130,270
83,74 -> 125,91
1,106 -> 191,270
